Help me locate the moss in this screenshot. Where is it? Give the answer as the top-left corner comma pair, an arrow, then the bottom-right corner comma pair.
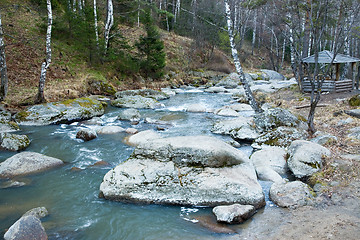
349,95 -> 360,106
15,111 -> 31,121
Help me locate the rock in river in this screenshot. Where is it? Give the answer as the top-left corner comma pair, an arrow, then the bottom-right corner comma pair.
99,135 -> 265,208
76,128 -> 97,141
14,97 -> 105,126
213,204 -> 256,224
4,215 -> 47,240
0,152 -> 64,178
0,133 -> 31,151
111,95 -> 161,109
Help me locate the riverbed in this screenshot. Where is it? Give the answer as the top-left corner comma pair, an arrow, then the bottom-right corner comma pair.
0,89 -> 288,239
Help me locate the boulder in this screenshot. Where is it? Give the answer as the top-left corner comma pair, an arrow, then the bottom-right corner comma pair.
0,133 -> 31,151
254,126 -> 308,147
124,130 -> 161,146
254,108 -> 301,132
4,215 -> 47,240
287,140 -> 331,179
212,204 -> 256,224
100,135 -> 265,208
111,95 -> 161,109
344,109 -> 360,119
311,132 -> 337,145
215,73 -> 240,88
117,108 -> 141,121
215,108 -> 240,117
0,152 -> 64,178
0,180 -> 27,189
0,120 -> 19,133
269,181 -> 315,208
228,103 -> 253,112
185,104 -> 208,113
76,129 -> 97,141
204,87 -> 228,93
161,88 -> 176,97
22,207 -> 49,219
14,98 -> 105,126
348,127 -> 360,140
211,116 -> 259,141
0,109 -> 12,121
260,69 -> 286,80
250,147 -> 287,182
125,128 -> 138,134
96,126 -> 125,135
115,89 -> 170,101
87,78 -> 116,96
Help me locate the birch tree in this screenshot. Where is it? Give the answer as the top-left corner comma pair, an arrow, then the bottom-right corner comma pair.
93,0 -> 99,47
36,0 -> 53,104
0,10 -> 8,101
224,0 -> 261,113
104,0 -> 114,55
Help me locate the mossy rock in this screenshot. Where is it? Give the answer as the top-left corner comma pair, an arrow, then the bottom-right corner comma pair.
0,133 -> 31,151
87,78 -> 116,96
349,94 -> 360,106
14,98 -> 105,125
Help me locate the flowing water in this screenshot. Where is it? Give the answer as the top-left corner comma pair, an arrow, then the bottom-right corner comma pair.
0,89 -> 287,239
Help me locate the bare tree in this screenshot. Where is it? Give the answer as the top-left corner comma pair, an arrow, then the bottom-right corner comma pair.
93,0 -> 99,48
36,0 -> 53,104
0,10 -> 8,101
224,0 -> 261,113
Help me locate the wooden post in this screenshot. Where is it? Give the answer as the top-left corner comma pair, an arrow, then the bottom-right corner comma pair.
335,63 -> 340,81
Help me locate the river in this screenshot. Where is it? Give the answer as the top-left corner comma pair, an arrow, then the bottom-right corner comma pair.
0,88 -> 287,239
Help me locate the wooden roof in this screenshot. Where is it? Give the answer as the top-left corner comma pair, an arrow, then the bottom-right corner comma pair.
302,50 -> 360,63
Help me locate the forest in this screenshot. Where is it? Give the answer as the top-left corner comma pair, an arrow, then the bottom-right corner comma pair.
1,0 -> 359,105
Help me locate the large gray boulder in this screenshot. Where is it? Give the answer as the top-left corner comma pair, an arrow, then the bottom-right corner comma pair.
254,108 -> 301,132
14,98 -> 105,126
100,135 -> 265,208
287,140 -> 331,179
115,89 -> 170,101
124,130 -> 161,146
211,116 -> 259,141
212,204 -> 256,224
0,120 -> 19,133
254,126 -> 308,148
260,69 -> 286,80
96,126 -> 125,135
215,73 -> 240,89
214,108 -> 240,117
0,152 -> 64,178
117,108 -> 141,121
250,147 -> 287,182
111,95 -> 161,109
0,133 -> 31,151
22,207 -> 49,219
269,181 -> 315,208
4,215 -> 47,240
185,103 -> 208,113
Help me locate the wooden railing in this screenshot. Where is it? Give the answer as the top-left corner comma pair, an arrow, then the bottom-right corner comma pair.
302,79 -> 353,92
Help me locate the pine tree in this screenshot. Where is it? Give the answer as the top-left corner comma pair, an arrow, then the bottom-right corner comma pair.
136,9 -> 166,80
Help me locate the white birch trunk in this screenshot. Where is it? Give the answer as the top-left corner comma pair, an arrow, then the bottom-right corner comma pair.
174,0 -> 181,23
0,11 -> 8,101
224,0 -> 261,113
251,9 -> 257,55
137,0 -> 140,28
93,0 -> 99,47
37,0 -> 52,103
104,0 -> 114,55
281,37 -> 286,69
191,0 -> 197,33
73,0 -> 76,12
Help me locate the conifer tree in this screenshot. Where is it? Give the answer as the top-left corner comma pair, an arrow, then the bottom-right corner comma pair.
136,9 -> 166,80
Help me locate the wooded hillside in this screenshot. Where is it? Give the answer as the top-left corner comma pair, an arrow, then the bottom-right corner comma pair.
0,0 -> 359,106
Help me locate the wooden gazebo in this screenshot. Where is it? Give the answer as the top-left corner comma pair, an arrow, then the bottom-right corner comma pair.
301,50 -> 360,92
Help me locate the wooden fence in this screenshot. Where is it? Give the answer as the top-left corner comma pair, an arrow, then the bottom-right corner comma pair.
302,79 -> 353,93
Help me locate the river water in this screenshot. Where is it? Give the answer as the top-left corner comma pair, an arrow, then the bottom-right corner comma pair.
0,89 -> 287,239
